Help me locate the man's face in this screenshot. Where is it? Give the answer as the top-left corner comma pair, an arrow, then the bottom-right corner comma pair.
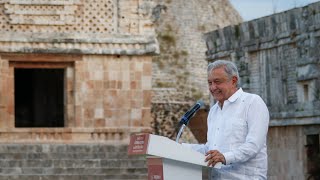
207,67 -> 237,104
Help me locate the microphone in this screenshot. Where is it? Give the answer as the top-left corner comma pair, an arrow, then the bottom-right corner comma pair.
179,100 -> 204,125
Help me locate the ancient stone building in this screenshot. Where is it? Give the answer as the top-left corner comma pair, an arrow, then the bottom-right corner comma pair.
151,0 -> 242,140
0,0 -> 157,179
0,0 -> 248,179
205,2 -> 320,179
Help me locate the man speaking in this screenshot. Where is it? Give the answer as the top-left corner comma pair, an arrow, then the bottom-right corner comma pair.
183,60 -> 270,179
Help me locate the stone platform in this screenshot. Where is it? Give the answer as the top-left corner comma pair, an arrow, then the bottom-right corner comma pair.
0,143 -> 147,180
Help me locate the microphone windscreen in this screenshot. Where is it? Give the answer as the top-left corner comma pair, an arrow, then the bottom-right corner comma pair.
197,100 -> 204,107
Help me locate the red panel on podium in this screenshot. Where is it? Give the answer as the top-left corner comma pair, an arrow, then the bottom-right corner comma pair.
147,158 -> 164,180
127,133 -> 150,155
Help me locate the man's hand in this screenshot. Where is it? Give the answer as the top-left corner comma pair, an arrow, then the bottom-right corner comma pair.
205,150 -> 226,167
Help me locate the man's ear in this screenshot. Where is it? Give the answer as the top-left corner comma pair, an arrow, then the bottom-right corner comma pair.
232,76 -> 238,86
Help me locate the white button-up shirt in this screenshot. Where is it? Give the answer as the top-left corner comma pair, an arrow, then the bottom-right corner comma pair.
183,88 -> 269,179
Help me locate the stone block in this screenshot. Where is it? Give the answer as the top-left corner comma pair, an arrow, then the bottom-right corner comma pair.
100,159 -> 121,168
1,167 -> 22,175
22,159 -> 53,168
143,62 -> 152,76
94,108 -> 104,119
141,76 -> 152,89
94,119 -> 105,127
22,168 -> 43,175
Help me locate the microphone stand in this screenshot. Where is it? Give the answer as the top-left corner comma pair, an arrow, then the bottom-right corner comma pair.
175,124 -> 186,143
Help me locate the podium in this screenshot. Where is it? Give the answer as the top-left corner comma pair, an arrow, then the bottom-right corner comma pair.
128,133 -> 221,180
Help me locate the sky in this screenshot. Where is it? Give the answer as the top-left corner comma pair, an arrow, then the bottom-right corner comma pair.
229,0 -> 320,21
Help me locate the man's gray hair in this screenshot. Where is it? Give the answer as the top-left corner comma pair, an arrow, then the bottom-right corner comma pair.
207,60 -> 240,87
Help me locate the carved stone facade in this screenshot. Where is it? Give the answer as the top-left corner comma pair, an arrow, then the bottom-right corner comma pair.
0,0 -> 158,143
0,0 -> 244,179
205,2 -> 320,179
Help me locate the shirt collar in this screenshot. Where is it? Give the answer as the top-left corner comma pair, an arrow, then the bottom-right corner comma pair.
227,88 -> 243,103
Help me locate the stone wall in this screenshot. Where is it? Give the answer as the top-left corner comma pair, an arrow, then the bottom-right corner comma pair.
0,0 -> 155,35
268,125 -> 320,179
205,1 -> 320,125
0,54 -> 153,143
268,126 -> 306,179
0,143 -> 147,180
74,55 -> 152,128
152,0 -> 242,102
0,59 -> 9,127
205,2 -> 320,179
0,1 -> 157,178
151,0 -> 242,140
0,0 -> 158,143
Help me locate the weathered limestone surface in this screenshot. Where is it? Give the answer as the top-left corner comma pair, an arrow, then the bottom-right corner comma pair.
152,0 -> 242,102
0,0 -> 242,142
0,143 -> 147,180
205,1 -> 320,126
0,1 -> 157,178
151,0 -> 242,140
0,54 -> 153,142
205,2 -> 320,179
0,0 -> 158,55
0,0 -> 247,179
0,0 -> 157,142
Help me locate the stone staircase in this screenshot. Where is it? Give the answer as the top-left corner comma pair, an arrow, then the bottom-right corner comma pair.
0,144 -> 147,180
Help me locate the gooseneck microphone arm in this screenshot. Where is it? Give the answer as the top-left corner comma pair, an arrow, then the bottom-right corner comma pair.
176,100 -> 204,143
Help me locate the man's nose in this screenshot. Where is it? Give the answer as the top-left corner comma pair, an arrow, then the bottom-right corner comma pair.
209,83 -> 216,91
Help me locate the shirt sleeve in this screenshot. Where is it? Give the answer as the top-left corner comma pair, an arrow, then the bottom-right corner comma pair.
223,95 -> 269,165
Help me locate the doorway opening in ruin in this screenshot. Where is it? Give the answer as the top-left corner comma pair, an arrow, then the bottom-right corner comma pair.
14,68 -> 64,127
306,134 -> 320,178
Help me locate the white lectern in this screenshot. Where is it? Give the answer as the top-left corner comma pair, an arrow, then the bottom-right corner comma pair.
128,133 -> 221,180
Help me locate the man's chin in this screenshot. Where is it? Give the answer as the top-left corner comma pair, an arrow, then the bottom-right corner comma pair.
212,96 -> 222,102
